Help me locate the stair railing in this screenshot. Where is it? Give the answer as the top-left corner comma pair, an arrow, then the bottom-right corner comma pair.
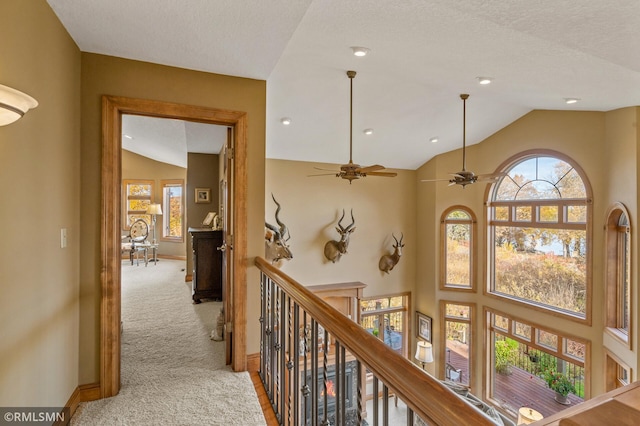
255,257 -> 493,425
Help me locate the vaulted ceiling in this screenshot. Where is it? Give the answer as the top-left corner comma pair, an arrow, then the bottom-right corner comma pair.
48,0 -> 640,170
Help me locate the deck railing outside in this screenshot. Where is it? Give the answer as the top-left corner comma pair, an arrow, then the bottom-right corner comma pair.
255,257 -> 494,425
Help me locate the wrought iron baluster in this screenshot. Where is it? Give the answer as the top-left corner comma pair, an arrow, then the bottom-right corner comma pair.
321,326 -> 329,426
293,303 -> 300,426
407,407 -> 415,426
357,360 -> 363,426
265,276 -> 273,401
301,312 -> 310,426
335,341 -> 342,426
382,383 -> 389,426
270,280 -> 277,416
311,319 -> 318,426
259,273 -> 265,383
278,288 -> 286,422
373,375 -> 379,426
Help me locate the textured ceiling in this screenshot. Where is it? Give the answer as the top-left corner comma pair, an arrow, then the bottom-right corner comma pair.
48,0 -> 640,171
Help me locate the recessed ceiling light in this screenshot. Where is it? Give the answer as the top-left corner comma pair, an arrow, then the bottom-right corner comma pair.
363,128 -> 374,135
564,98 -> 580,104
280,117 -> 291,125
429,137 -> 438,143
476,77 -> 493,85
351,46 -> 370,57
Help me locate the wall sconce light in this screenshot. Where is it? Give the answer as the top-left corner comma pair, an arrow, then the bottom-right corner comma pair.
147,203 -> 163,245
0,84 -> 38,126
414,340 -> 434,370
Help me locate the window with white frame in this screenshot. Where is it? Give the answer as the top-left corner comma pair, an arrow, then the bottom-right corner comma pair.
441,301 -> 474,386
441,207 -> 476,291
123,179 -> 153,230
605,203 -> 631,345
161,179 -> 184,241
488,152 -> 591,320
486,309 -> 587,414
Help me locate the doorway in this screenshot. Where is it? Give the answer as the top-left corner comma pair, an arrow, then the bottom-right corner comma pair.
101,95 -> 248,398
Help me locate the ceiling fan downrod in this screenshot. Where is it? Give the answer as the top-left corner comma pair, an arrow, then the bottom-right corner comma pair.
461,93 -> 469,172
348,70 -> 356,165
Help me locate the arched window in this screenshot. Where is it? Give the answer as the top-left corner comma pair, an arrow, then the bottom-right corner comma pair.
605,203 -> 631,346
441,207 -> 476,291
487,151 -> 591,320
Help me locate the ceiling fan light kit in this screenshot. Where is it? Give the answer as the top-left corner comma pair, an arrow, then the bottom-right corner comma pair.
421,93 -> 506,188
309,70 -> 397,183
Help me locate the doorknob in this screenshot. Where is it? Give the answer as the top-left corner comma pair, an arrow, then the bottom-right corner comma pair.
217,243 -> 226,252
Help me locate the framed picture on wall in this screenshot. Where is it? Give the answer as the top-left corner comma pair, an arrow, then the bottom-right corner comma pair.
195,188 -> 211,204
416,311 -> 432,343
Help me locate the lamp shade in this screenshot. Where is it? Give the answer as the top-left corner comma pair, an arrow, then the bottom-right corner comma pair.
0,84 -> 38,126
517,407 -> 543,424
147,204 -> 163,215
415,341 -> 433,364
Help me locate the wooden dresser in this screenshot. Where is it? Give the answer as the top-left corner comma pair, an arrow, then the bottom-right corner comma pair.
188,228 -> 223,303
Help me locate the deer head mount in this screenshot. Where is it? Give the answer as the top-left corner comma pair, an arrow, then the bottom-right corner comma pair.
324,209 -> 356,263
265,194 -> 293,264
379,233 -> 404,274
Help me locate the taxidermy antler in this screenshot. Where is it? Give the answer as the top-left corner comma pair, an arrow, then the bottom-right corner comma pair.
265,194 -> 293,263
323,209 -> 356,263
379,233 -> 404,274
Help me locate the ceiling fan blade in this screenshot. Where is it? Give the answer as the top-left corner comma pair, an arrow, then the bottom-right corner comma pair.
366,171 -> 397,177
476,172 -> 507,181
313,166 -> 340,172
357,164 -> 385,173
420,178 -> 451,182
308,173 -> 339,177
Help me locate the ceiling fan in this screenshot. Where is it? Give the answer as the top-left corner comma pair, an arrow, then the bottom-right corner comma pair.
422,94 -> 505,188
309,70 -> 397,183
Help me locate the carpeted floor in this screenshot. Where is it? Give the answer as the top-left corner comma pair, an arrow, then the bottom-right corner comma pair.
71,259 -> 266,425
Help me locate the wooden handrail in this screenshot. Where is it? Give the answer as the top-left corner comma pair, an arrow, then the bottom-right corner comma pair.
255,257 -> 493,425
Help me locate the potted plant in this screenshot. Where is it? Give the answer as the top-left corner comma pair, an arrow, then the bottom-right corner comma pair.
495,338 -> 518,375
541,370 -> 575,404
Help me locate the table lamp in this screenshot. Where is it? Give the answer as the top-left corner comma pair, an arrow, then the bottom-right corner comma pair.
415,340 -> 434,370
147,203 -> 163,244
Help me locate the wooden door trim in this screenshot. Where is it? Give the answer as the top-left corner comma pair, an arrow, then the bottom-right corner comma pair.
101,95 -> 248,397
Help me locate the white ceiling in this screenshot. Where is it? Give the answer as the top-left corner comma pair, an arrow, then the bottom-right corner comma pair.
48,0 -> 640,170
121,115 -> 227,168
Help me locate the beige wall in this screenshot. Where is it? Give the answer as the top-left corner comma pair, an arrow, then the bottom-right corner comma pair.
416,108 -> 638,398
265,159 -> 416,296
0,0 -> 81,406
122,149 -> 187,258
602,107 -> 639,371
80,54 -> 265,383
186,152 -> 220,274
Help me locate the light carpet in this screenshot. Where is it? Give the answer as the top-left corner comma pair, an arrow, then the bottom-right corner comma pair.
72,259 -> 266,426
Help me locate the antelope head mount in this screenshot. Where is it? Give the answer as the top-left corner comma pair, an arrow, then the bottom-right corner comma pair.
265,194 -> 293,263
324,209 -> 356,263
379,233 -> 404,274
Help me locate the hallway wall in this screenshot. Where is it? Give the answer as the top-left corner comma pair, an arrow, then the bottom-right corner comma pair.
0,0 -> 81,407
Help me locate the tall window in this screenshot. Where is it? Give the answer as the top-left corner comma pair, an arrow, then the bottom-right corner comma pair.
360,294 -> 409,356
441,207 -> 476,291
488,152 -> 591,320
123,179 -> 153,229
605,204 -> 631,345
161,179 -> 184,241
441,301 -> 474,386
